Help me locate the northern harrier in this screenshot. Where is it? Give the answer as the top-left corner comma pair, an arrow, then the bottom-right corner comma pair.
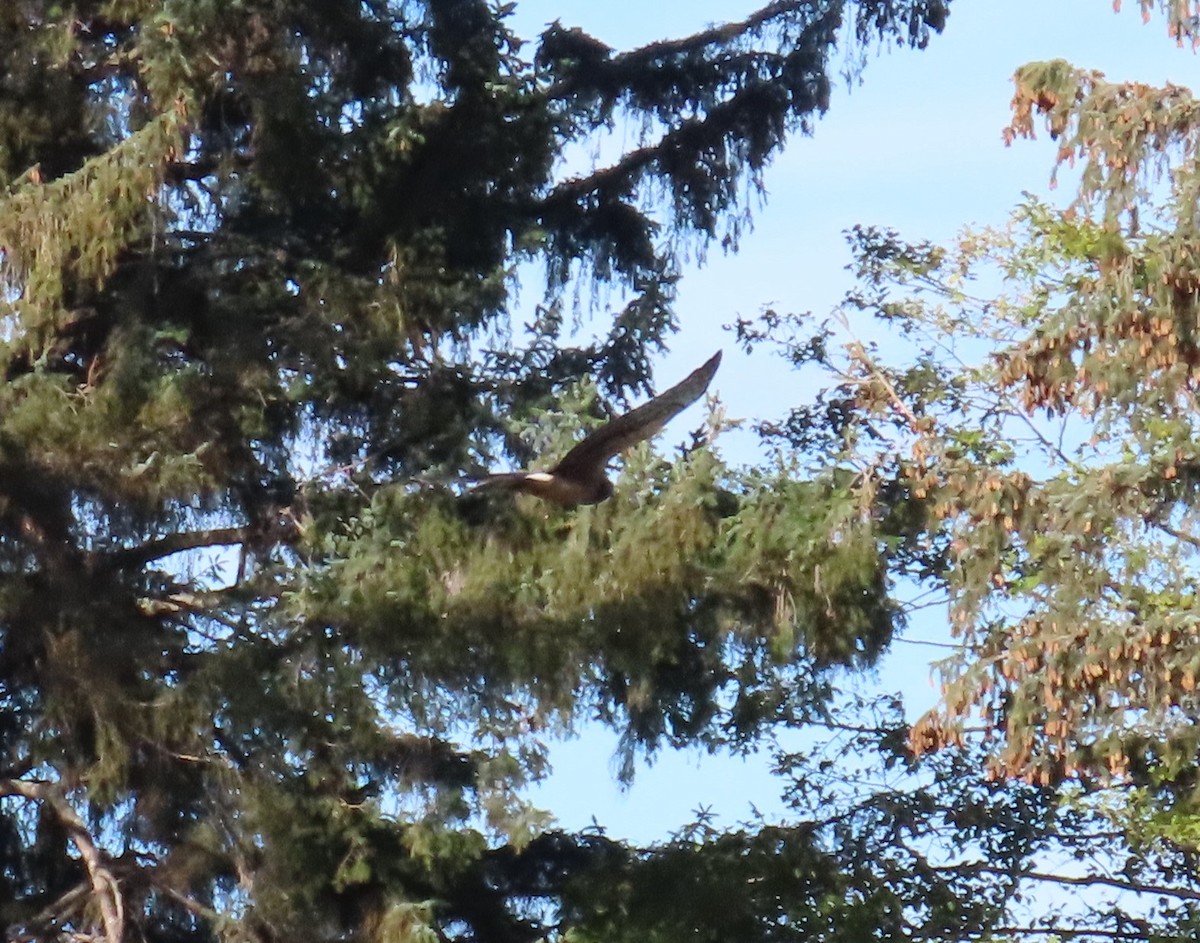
476,351 -> 722,506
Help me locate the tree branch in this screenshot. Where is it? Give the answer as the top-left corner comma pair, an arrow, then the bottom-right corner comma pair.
105,526 -> 250,569
616,0 -> 809,62
845,340 -> 925,435
988,927 -> 1150,942
546,0 -> 827,100
0,779 -> 125,943
28,880 -> 90,932
1151,518 -> 1200,552
1007,864 -> 1200,902
105,516 -> 299,570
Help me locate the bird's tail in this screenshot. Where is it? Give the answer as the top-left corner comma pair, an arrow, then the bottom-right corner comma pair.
465,472 -> 528,495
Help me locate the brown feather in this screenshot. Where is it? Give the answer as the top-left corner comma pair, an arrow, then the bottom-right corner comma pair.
550,350 -> 722,479
472,351 -> 721,506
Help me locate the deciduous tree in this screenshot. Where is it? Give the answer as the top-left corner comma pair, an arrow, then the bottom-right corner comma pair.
762,0 -> 1200,839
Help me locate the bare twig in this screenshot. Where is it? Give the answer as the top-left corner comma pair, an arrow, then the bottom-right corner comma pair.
29,880 -> 90,929
158,885 -> 223,924
952,861 -> 1200,902
1151,518 -> 1200,551
845,341 -> 925,435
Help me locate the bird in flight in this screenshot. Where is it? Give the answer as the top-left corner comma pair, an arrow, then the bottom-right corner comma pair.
475,351 -> 722,506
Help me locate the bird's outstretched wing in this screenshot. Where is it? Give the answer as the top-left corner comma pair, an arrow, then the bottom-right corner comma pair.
551,350 -> 722,479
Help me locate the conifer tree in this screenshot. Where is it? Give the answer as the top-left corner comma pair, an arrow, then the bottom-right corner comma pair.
0,2 -> 961,940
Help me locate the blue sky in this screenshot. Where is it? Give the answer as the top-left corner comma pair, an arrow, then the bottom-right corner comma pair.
510,1 -> 1200,843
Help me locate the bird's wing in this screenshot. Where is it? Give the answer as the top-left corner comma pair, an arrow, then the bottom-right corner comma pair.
551,350 -> 721,478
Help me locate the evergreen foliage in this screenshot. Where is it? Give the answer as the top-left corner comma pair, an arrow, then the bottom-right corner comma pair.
13,2 -> 1200,941
0,2 -> 960,940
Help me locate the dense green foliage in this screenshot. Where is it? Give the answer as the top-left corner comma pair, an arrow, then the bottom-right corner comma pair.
10,1 -> 1200,942
0,2 -> 958,941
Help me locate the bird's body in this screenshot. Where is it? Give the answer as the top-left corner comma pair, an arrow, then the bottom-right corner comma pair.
475,351 -> 721,506
475,470 -> 613,506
